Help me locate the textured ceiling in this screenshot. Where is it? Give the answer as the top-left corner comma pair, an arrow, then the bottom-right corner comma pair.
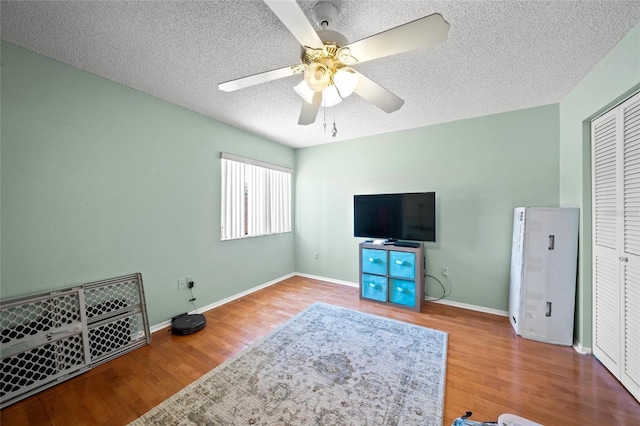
2,1 -> 640,148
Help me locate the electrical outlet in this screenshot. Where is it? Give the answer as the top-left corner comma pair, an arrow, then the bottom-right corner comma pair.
314,252 -> 319,260
178,278 -> 187,290
442,267 -> 448,276
187,276 -> 194,288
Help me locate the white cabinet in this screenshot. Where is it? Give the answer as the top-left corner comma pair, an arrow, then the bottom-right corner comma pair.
591,91 -> 640,402
509,207 -> 579,346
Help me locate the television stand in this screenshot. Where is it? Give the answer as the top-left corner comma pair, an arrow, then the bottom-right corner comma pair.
359,242 -> 424,312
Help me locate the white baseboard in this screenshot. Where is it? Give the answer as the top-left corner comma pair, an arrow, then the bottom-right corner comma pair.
150,319 -> 173,333
425,297 -> 509,317
151,273 -> 594,358
573,340 -> 592,355
149,272 -> 296,333
294,273 -> 358,288
150,273 -> 508,332
300,273 -> 509,317
294,276 -> 596,357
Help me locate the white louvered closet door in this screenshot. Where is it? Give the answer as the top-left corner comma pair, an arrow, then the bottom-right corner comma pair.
592,107 -> 621,377
592,91 -> 640,402
622,94 -> 640,401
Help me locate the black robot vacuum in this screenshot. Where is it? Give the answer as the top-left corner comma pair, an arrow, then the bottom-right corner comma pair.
171,313 -> 206,335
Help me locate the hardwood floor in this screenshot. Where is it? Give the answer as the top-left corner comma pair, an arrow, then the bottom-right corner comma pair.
2,276 -> 638,425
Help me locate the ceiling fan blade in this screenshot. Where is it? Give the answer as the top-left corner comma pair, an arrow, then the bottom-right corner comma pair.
264,0 -> 326,51
298,91 -> 322,125
345,13 -> 449,64
353,72 -> 404,113
218,65 -> 300,92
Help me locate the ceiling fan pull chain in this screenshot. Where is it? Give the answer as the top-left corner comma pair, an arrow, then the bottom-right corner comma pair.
332,107 -> 337,138
323,105 -> 327,133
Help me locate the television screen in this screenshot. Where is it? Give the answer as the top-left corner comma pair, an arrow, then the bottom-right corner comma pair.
353,192 -> 436,242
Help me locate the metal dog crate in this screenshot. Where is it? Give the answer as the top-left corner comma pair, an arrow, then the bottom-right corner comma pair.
0,273 -> 150,408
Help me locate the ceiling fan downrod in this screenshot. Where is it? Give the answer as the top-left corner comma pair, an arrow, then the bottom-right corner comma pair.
311,1 -> 338,29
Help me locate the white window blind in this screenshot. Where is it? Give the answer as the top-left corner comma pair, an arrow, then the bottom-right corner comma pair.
220,153 -> 292,240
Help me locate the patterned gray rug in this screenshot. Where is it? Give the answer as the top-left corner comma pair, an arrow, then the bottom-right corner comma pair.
130,302 -> 448,425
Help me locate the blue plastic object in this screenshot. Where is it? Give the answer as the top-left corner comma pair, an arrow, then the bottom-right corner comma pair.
451,412 -> 497,426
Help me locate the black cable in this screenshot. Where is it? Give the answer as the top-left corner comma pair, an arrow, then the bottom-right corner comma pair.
420,242 -> 451,301
189,287 -> 199,313
425,274 -> 448,301
422,242 -> 427,278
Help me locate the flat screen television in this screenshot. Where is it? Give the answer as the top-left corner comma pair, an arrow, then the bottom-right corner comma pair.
353,192 -> 436,242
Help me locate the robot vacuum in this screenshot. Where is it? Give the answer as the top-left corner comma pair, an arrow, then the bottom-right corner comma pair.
171,313 -> 206,335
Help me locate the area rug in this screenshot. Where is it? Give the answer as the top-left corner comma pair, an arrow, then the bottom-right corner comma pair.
130,302 -> 448,425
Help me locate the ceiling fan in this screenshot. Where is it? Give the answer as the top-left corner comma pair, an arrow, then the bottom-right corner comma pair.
218,0 -> 450,126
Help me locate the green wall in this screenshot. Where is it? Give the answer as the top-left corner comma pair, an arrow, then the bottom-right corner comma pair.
0,42 -> 295,326
295,104 -> 560,312
559,22 -> 640,348
4,19 -> 638,340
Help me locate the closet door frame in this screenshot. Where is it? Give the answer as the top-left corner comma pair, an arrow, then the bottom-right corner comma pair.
591,90 -> 640,402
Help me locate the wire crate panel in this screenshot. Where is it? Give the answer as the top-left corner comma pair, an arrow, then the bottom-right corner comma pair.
1,333 -> 88,406
0,288 -> 90,408
0,273 -> 150,408
1,291 -> 82,345
84,277 -> 141,320
88,311 -> 148,366
83,273 -> 151,365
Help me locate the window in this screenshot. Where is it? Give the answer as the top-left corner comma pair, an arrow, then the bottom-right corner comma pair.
220,153 -> 292,240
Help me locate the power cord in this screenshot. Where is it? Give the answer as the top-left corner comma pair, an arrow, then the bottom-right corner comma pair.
420,242 -> 452,301
188,280 -> 199,313
424,271 -> 452,301
425,274 -> 448,301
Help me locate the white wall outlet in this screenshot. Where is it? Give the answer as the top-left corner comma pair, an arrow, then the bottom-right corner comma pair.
314,252 -> 319,260
178,278 -> 187,290
442,267 -> 448,276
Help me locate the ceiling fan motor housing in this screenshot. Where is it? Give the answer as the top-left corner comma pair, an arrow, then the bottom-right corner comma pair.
317,29 -> 348,47
306,3 -> 353,69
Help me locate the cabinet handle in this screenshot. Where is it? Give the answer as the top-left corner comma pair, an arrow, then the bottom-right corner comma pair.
368,282 -> 380,289
619,256 -> 629,262
395,260 -> 407,266
368,257 -> 379,263
396,287 -> 405,293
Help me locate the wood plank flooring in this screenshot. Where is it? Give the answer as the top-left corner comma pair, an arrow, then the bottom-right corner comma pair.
2,276 -> 638,425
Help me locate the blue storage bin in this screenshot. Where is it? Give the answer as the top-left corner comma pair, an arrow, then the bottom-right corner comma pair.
389,279 -> 416,307
361,248 -> 387,275
389,251 -> 416,279
361,274 -> 388,302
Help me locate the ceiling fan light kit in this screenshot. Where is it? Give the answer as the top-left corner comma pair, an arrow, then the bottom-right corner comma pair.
320,84 -> 342,107
333,67 -> 358,98
296,40 -> 359,107
304,62 -> 332,91
218,0 -> 450,128
294,80 -> 316,104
